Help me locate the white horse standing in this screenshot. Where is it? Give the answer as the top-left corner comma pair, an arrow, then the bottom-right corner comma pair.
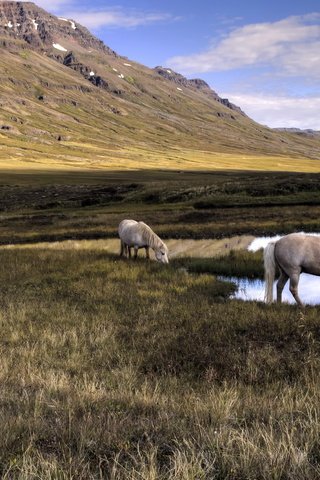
118,219 -> 169,263
264,233 -> 320,306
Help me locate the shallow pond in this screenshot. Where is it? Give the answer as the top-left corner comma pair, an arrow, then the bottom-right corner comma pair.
227,274 -> 320,305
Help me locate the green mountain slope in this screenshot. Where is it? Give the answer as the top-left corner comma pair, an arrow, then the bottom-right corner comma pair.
0,1 -> 319,171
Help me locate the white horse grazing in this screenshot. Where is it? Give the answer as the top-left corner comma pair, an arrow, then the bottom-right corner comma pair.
118,219 -> 169,263
264,233 -> 320,306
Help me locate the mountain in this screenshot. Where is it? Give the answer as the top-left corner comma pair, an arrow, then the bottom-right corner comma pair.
274,128 -> 320,137
0,1 -> 320,170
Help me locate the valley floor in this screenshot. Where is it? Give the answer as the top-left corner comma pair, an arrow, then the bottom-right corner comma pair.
0,149 -> 320,173
1,169 -> 320,478
1,169 -> 320,244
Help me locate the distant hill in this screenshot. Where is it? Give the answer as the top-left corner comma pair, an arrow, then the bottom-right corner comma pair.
274,128 -> 320,137
0,1 -> 320,170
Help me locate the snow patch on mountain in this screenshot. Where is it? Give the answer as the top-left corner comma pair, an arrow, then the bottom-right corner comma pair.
53,43 -> 68,52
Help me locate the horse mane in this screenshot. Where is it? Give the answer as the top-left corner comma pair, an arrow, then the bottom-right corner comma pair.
138,221 -> 165,250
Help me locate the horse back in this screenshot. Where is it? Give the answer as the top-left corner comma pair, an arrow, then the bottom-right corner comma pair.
118,219 -> 145,247
275,234 -> 320,275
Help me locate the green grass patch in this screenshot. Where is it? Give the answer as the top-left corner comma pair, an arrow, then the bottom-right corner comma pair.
174,250 -> 264,279
125,75 -> 135,84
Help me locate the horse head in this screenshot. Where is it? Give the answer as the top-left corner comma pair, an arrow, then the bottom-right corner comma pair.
154,243 -> 169,263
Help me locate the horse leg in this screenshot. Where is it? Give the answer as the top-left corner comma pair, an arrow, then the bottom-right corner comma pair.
145,246 -> 150,259
134,247 -> 138,259
289,271 -> 304,306
277,269 -> 289,304
120,240 -> 124,257
127,245 -> 132,258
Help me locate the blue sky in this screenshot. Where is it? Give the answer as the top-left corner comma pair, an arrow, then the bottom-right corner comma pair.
28,0 -> 320,129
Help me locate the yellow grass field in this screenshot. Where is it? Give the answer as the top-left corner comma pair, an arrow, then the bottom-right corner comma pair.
0,145 -> 320,173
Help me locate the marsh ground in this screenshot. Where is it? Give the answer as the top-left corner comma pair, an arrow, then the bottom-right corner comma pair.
1,169 -> 320,478
1,169 -> 320,245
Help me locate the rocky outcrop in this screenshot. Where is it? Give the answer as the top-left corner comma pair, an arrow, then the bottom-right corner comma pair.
188,78 -> 211,91
0,1 -> 117,55
154,66 -> 246,116
154,67 -> 213,94
63,52 -> 110,90
220,98 -> 246,116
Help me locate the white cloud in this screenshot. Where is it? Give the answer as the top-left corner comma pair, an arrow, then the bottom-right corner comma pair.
282,42 -> 320,76
167,14 -> 320,79
221,93 -> 320,129
66,9 -> 174,29
20,1 -> 174,28
20,0 -> 73,11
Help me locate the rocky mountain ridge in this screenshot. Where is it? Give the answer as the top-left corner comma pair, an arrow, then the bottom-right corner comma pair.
274,128 -> 320,137
0,1 -> 115,54
0,1 -> 243,114
154,66 -> 246,115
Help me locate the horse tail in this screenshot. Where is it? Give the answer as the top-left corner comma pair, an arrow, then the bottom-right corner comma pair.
264,242 -> 276,303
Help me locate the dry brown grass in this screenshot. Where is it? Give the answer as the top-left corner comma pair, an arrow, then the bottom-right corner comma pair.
1,248 -> 320,478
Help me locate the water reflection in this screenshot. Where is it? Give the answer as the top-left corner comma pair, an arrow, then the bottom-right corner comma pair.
227,274 -> 320,305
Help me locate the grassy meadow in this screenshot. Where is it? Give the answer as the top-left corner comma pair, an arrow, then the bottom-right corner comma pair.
1,169 -> 320,478
1,247 -> 320,478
